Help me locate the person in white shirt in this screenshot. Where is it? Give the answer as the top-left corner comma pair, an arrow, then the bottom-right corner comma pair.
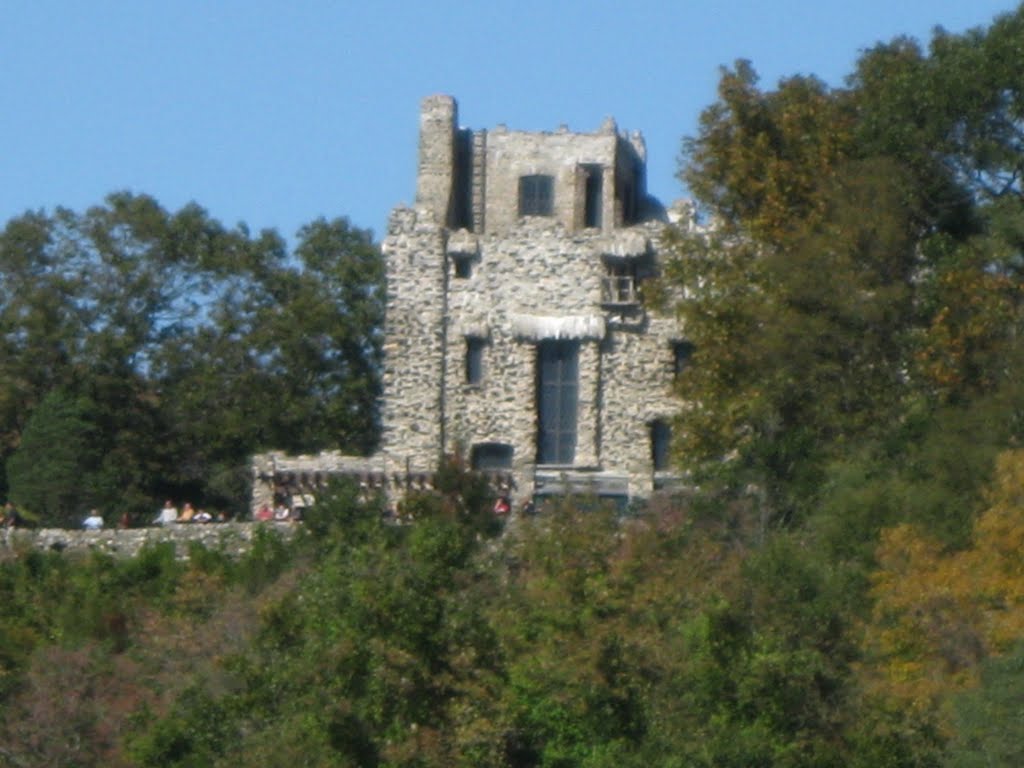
83,510 -> 104,530
154,500 -> 178,526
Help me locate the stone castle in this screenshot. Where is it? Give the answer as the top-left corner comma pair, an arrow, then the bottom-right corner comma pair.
253,95 -> 689,510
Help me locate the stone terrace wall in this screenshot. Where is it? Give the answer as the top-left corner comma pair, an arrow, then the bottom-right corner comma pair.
1,521 -> 298,561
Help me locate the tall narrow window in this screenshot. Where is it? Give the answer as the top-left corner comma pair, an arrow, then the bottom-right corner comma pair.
465,337 -> 485,385
519,174 -> 554,217
536,341 -> 578,464
583,164 -> 602,228
650,420 -> 671,471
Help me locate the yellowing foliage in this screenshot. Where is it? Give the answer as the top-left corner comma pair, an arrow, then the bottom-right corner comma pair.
917,265 -> 1024,395
861,450 -> 1024,714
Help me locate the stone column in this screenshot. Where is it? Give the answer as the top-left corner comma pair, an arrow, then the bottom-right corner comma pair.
576,341 -> 600,467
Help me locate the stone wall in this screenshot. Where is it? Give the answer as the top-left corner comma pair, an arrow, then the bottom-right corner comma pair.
379,208 -> 449,473
482,126 -> 621,234
2,522 -> 298,561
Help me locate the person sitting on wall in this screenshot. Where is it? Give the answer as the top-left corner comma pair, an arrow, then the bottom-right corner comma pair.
493,495 -> 511,515
255,504 -> 273,521
178,502 -> 196,523
273,504 -> 291,521
82,510 -> 104,530
193,509 -> 213,524
118,511 -> 132,529
154,500 -> 178,526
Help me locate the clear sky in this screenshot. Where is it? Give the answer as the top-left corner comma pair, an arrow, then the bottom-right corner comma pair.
2,1 -> 1019,244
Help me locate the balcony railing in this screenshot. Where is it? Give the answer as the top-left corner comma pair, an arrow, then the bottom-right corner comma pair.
601,275 -> 639,306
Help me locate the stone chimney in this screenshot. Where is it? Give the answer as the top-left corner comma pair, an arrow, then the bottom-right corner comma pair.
415,94 -> 458,224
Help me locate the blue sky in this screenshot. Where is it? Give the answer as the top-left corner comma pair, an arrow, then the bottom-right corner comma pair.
2,1 -> 1019,243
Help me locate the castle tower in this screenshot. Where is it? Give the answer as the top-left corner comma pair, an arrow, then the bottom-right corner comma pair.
380,95 -> 683,502
378,96 -> 456,474
252,95 -> 685,512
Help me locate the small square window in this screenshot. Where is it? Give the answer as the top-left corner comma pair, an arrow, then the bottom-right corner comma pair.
519,174 -> 554,217
465,337 -> 486,385
453,255 -> 472,279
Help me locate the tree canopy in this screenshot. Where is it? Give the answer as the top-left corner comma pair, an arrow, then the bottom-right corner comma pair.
0,193 -> 383,522
665,5 -> 1024,525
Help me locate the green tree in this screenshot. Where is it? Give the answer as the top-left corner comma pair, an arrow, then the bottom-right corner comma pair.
945,642 -> 1024,768
0,194 -> 385,518
666,6 -> 1024,519
7,389 -> 99,525
0,211 -> 88,491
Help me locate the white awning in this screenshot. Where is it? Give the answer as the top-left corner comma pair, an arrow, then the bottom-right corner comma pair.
509,313 -> 606,341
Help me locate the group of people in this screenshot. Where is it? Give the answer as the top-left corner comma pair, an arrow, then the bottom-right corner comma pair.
81,510 -> 137,530
19,493 -> 533,532
492,495 -> 535,516
81,501 -> 222,530
1,500 -> 234,532
153,500 -> 221,526
253,503 -> 300,522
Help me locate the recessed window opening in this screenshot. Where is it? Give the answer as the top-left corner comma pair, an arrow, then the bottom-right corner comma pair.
465,337 -> 486,385
616,160 -> 643,225
519,174 -> 554,217
536,340 -> 579,465
583,164 -> 603,228
451,129 -> 473,230
471,442 -> 514,471
453,255 -> 473,279
651,420 -> 671,471
603,261 -> 639,304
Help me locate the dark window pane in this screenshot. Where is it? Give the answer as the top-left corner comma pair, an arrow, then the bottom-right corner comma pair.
673,341 -> 695,378
651,420 -> 671,471
466,337 -> 485,384
584,164 -> 602,228
472,443 -> 513,470
519,175 -> 554,216
536,341 -> 578,464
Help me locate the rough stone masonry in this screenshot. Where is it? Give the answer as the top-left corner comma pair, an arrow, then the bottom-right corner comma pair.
253,95 -> 693,511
